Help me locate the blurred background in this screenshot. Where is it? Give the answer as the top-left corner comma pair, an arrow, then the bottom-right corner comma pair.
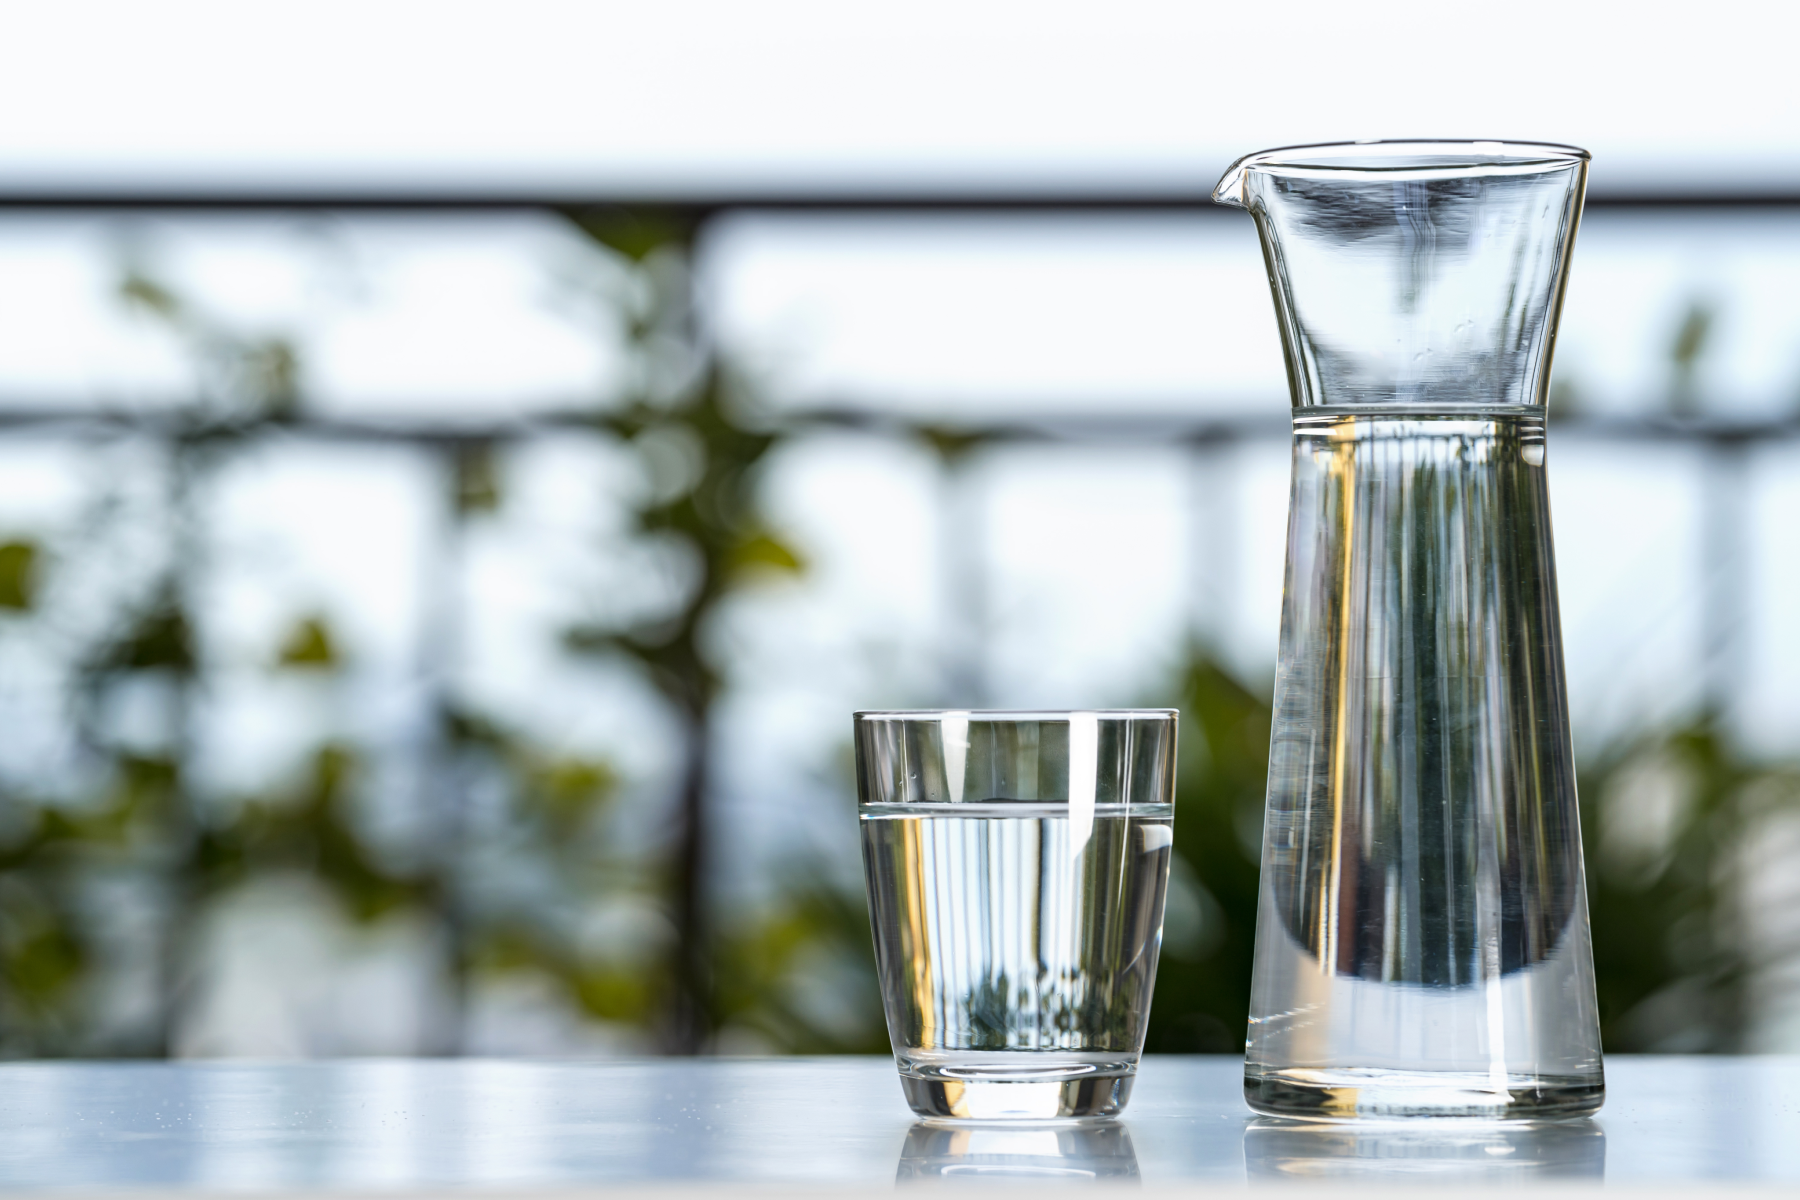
3,0 -> 1800,1060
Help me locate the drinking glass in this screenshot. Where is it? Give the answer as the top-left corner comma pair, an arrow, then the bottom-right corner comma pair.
856,710 -> 1177,1120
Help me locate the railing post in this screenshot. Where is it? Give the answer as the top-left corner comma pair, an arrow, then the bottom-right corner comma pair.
929,432 -> 988,707
1185,431 -> 1241,658
1701,433 -> 1751,729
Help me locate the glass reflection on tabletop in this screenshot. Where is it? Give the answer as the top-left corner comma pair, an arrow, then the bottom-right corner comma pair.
1244,1118 -> 1604,1185
897,1121 -> 1140,1184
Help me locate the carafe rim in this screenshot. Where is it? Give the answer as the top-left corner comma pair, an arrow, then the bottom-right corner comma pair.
1213,139 -> 1590,207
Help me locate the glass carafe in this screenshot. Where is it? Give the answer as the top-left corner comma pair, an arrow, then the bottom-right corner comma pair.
1214,141 -> 1602,1119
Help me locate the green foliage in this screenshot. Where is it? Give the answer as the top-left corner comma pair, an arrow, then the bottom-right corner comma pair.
276,615 -> 340,669
526,757 -> 619,842
0,749 -> 185,1054
573,208 -> 701,266
0,540 -> 40,611
917,425 -> 987,466
710,868 -> 890,1054
454,443 -> 502,516
728,529 -> 806,580
1579,721 -> 1794,1050
564,366 -> 794,716
0,875 -> 86,1052
120,267 -> 299,421
236,339 -> 301,420
548,210 -> 817,1049
1669,298 -> 1716,415
1145,653 -> 1270,1052
559,212 -> 802,724
0,261 -> 668,1056
91,596 -> 194,674
197,744 -> 430,924
0,224 -> 845,1058
119,272 -> 183,322
1671,303 -> 1715,370
444,707 -> 644,1011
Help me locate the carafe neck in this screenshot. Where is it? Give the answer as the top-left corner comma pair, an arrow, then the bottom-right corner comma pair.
1216,142 -> 1589,412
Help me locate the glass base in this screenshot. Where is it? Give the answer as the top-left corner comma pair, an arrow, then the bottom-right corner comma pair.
1245,1068 -> 1603,1121
898,1065 -> 1134,1121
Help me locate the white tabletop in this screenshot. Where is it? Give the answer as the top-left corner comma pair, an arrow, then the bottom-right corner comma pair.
0,1055 -> 1789,1190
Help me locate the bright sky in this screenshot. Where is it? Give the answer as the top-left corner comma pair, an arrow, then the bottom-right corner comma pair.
1,0 -> 1796,195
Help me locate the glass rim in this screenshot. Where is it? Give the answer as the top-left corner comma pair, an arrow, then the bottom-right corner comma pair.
854,708 -> 1177,721
1214,138 -> 1589,206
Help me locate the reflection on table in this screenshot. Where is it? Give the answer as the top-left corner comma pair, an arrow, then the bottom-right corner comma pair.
897,1120 -> 1140,1183
1244,1117 -> 1605,1184
4,1058 -> 1796,1187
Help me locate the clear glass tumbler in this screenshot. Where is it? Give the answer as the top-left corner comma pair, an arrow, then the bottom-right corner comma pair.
856,710 -> 1177,1120
1215,141 -> 1604,1120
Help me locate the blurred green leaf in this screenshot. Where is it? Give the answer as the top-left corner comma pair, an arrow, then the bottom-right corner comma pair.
118,268 -> 305,422
1669,300 -> 1716,415
0,877 -> 86,1032
523,756 -> 618,841
575,967 -> 654,1024
119,272 -> 183,322
276,615 -> 340,669
211,743 -> 425,923
560,624 -> 617,657
95,601 -> 193,673
454,442 -> 502,515
728,530 -> 805,579
1671,302 -> 1714,370
0,539 -> 40,611
242,338 -> 300,419
918,425 -> 986,465
471,926 -> 545,976
113,754 -> 181,827
573,207 -> 698,263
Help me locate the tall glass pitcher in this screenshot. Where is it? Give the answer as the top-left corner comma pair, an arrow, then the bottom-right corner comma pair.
1215,141 -> 1602,1120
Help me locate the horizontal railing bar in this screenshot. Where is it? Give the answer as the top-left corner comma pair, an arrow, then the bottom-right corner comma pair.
0,404 -> 1791,446
0,192 -> 1794,215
